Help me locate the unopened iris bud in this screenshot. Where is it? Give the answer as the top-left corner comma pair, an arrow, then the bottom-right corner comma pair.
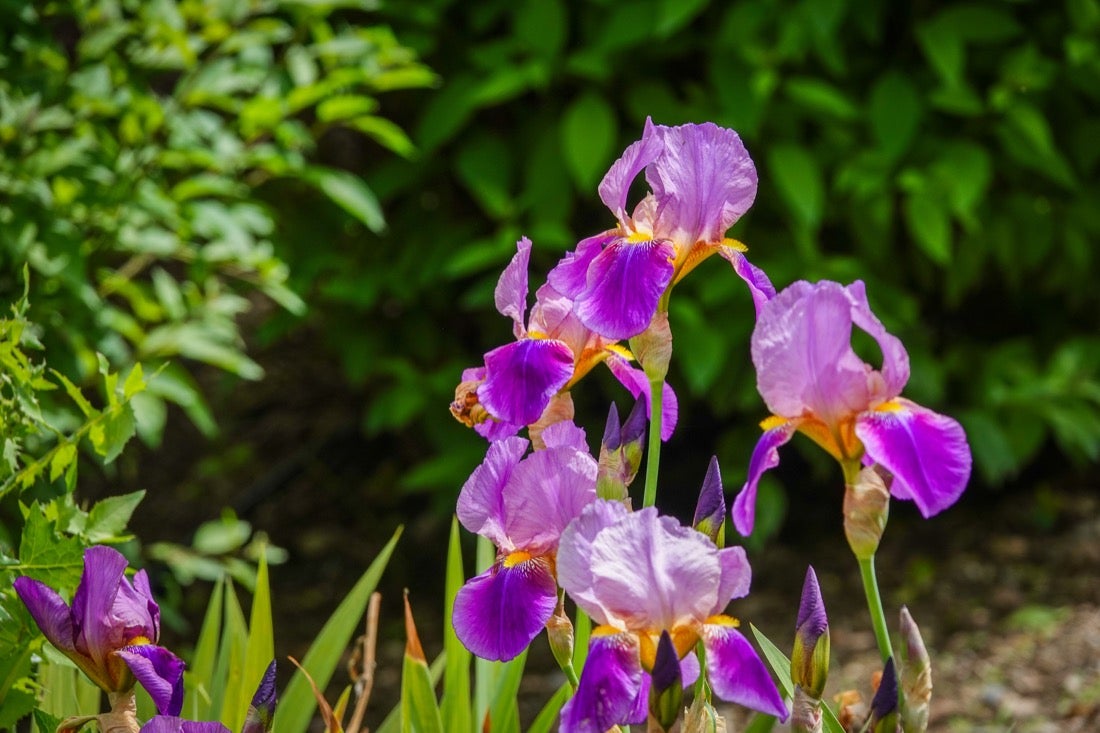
899,606 -> 931,733
843,465 -> 891,559
869,658 -> 899,733
630,311 -> 672,382
648,630 -> 683,731
546,604 -> 575,675
597,400 -> 647,500
791,566 -> 830,700
693,456 -> 726,546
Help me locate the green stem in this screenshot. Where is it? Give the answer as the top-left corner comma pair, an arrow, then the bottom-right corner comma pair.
641,376 -> 664,508
562,661 -> 580,691
858,554 -> 894,663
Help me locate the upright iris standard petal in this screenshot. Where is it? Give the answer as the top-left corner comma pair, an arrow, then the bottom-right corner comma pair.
700,622 -> 789,720
116,644 -> 186,716
452,557 -> 558,662
479,339 -> 574,427
456,436 -> 528,549
495,236 -> 532,340
855,400 -> 971,517
598,118 -> 663,226
644,122 -> 757,245
732,420 -> 797,536
572,239 -> 675,341
560,632 -> 648,733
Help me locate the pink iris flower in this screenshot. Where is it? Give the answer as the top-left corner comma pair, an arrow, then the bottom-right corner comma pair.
548,117 -> 774,342
732,280 -> 972,536
14,546 -> 185,716
451,237 -> 678,442
556,502 -> 788,731
452,421 -> 597,661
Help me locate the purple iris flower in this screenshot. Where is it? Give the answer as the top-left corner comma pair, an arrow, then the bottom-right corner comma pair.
451,237 -> 678,442
452,421 -> 598,661
13,546 -> 185,715
732,280 -> 972,536
141,659 -> 276,733
140,719 -> 230,733
548,117 -> 774,342
556,502 -> 788,731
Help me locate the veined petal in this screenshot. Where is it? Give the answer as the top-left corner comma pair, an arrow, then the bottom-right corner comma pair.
598,117 -> 663,228
700,622 -> 788,720
13,577 -> 76,653
560,632 -> 646,732
452,557 -> 557,662
752,281 -> 873,424
718,246 -> 775,316
480,338 -> 574,426
732,420 -> 797,536
573,238 -> 675,341
546,233 -> 613,300
679,651 -> 701,688
495,237 -> 532,340
140,717 -> 231,733
557,500 -> 631,626
855,399 -> 971,517
502,438 -> 597,553
456,436 -> 529,548
604,354 -> 679,441
843,281 -> 909,402
72,546 -> 131,665
117,644 -> 186,716
714,546 -> 752,610
646,122 -> 757,244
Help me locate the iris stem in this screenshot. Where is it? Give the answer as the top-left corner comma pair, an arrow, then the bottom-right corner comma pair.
642,376 -> 663,508
858,554 -> 894,663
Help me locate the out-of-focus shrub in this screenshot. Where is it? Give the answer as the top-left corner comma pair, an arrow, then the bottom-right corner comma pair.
279,0 -> 1098,507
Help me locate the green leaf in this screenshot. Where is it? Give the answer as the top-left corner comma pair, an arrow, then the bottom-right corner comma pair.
301,166 -> 386,234
767,145 -> 824,230
527,684 -> 570,733
440,518 -> 472,733
750,624 -> 845,733
401,597 -> 444,733
487,650 -> 527,733
934,3 -> 1022,44
351,116 -> 417,158
514,0 -> 568,56
785,77 -> 858,120
186,576 -> 226,719
560,92 -> 617,192
240,551 -> 275,725
217,582 -> 250,730
16,503 -> 85,590
916,22 -> 964,87
193,513 -> 253,555
868,73 -> 922,160
52,370 -> 96,419
904,190 -> 952,265
455,135 -> 515,219
272,526 -> 403,733
85,490 -> 146,542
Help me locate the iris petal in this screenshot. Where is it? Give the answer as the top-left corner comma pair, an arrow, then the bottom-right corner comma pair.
604,354 -> 679,441
72,546 -> 131,666
140,718 -> 230,733
701,623 -> 788,720
718,246 -> 775,316
855,399 -> 971,517
732,421 -> 797,536
479,339 -> 574,427
560,632 -> 646,732
13,577 -> 76,653
117,644 -> 186,716
494,237 -> 532,340
573,239 -> 675,341
452,557 -> 557,662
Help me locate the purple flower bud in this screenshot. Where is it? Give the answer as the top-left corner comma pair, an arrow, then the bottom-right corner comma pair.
597,399 -> 648,500
870,658 -> 899,733
241,660 -> 277,733
791,566 -> 830,700
692,456 -> 726,545
602,402 -> 623,451
899,606 -> 931,733
649,630 -> 683,731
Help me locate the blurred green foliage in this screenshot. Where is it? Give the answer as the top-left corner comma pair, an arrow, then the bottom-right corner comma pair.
275,0 -> 1099,506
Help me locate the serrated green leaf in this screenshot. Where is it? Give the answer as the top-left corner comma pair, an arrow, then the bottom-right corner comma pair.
16,504 -> 85,590
273,527 -> 402,733
85,490 -> 146,542
560,92 -> 617,191
95,404 -> 137,463
51,370 -> 96,419
49,442 -> 77,483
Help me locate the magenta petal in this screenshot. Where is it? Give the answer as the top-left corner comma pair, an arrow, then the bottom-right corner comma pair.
502,439 -> 597,552
452,558 -> 557,661
141,718 -> 230,733
604,354 -> 679,440
646,122 -> 758,243
474,418 -> 522,442
718,246 -> 775,316
701,624 -> 788,720
679,651 -> 701,688
13,577 -> 76,653
546,233 -> 612,300
495,237 -> 532,340
556,500 -> 630,625
844,281 -> 909,400
117,644 -> 186,716
72,546 -> 132,665
573,239 -> 675,341
560,632 -> 645,733
598,117 -> 663,227
479,339 -> 574,426
732,421 -> 797,536
855,399 -> 971,517
714,546 -> 752,610
456,436 -> 529,547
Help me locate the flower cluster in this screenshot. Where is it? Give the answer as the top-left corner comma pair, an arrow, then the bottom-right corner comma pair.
14,546 -> 276,733
450,118 -> 972,732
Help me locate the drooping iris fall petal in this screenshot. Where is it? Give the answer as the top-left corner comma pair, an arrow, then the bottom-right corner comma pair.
452,557 -> 558,662
116,644 -> 186,716
559,632 -> 648,733
700,622 -> 789,720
